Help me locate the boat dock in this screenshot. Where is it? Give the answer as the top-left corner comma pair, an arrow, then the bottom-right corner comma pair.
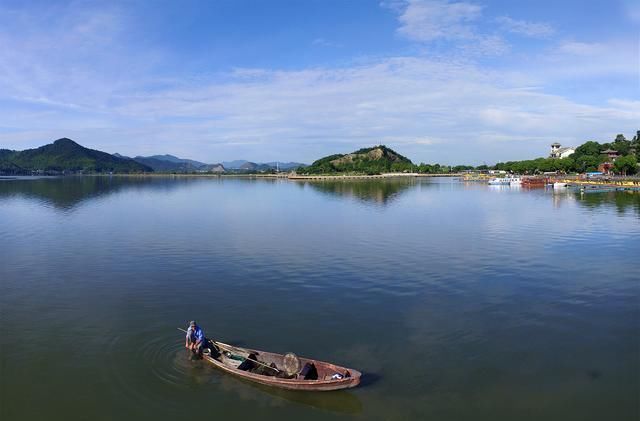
553,176 -> 640,192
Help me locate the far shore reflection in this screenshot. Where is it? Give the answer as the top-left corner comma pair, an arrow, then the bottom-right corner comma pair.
1,175 -> 638,214
0,175 -> 212,210
298,178 -> 419,205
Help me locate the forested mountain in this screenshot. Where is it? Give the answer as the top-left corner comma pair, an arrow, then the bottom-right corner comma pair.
0,138 -> 151,174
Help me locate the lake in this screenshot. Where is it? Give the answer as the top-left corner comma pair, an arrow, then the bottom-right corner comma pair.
0,176 -> 638,420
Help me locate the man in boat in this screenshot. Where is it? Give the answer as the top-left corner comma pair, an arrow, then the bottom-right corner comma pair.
185,321 -> 206,356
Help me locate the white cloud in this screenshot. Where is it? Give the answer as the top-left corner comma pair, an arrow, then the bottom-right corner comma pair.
3,53 -> 638,163
496,16 -> 555,38
312,38 -> 341,47
392,0 -> 483,42
538,39 -> 638,81
460,34 -> 511,56
557,41 -> 605,56
0,2 -> 637,164
387,0 -> 509,58
0,3 -> 159,111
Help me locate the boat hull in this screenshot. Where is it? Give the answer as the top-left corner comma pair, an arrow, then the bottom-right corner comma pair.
521,177 -> 549,188
202,341 -> 361,391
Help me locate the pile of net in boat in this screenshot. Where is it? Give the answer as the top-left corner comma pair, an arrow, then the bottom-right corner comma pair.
237,353 -> 297,378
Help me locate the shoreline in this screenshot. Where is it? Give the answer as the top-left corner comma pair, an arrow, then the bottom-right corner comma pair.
100,172 -> 461,179
287,172 -> 461,179
12,172 -> 462,179
3,173 -> 639,188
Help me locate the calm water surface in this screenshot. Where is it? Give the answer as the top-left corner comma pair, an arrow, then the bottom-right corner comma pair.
0,176 -> 638,420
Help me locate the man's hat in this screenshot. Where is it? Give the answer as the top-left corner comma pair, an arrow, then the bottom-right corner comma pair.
189,320 -> 196,327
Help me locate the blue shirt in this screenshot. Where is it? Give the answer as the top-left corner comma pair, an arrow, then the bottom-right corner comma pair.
187,326 -> 205,343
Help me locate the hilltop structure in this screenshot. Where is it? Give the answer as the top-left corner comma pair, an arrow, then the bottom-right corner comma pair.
549,143 -> 575,159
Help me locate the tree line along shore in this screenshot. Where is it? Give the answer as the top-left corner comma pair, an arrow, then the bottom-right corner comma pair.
1,132 -> 638,177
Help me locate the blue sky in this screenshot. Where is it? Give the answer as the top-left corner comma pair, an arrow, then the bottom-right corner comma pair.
0,0 -> 638,164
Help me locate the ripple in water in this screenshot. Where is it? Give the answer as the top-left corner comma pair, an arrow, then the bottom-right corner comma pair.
100,332 -> 220,412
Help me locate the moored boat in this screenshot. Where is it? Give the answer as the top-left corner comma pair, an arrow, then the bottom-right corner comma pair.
179,330 -> 361,391
488,177 -> 510,185
521,177 -> 549,188
488,176 -> 521,185
508,177 -> 522,185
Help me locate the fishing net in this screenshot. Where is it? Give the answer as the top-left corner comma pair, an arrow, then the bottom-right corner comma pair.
283,353 -> 301,376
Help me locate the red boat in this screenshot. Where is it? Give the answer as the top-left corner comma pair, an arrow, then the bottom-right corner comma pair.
521,177 -> 549,188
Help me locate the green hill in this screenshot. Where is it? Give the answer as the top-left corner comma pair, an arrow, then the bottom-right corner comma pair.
300,145 -> 414,175
0,138 -> 152,174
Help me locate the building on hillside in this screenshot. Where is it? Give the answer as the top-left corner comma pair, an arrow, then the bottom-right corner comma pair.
598,162 -> 614,175
601,149 -> 620,161
549,143 -> 575,159
597,149 -> 622,175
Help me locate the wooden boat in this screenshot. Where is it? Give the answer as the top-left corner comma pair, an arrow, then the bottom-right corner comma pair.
179,330 -> 361,391
521,177 -> 549,188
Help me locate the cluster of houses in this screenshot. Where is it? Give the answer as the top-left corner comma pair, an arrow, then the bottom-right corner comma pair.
548,130 -> 639,175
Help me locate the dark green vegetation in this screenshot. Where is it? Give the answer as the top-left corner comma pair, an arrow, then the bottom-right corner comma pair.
299,145 -> 479,175
299,145 -> 411,175
3,132 -> 637,177
300,132 -> 639,176
0,138 -> 303,175
0,138 -> 151,174
494,134 -> 639,175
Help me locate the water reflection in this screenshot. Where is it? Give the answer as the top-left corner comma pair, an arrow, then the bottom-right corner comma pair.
3,176 -> 638,218
548,188 -> 640,215
217,374 -> 363,415
575,191 -> 640,216
298,178 -> 417,205
0,176 -> 215,210
1,176 -> 638,420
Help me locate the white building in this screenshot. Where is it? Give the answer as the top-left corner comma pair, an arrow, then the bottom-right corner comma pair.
549,143 -> 575,159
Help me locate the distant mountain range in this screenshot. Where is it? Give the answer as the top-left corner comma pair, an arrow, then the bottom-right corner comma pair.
114,153 -> 225,173
0,138 -> 306,175
0,138 -> 151,174
222,160 -> 306,171
123,155 -> 304,173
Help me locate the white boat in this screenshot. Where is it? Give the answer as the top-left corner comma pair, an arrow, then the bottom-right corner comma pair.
488,178 -> 509,185
508,177 -> 522,185
488,176 -> 521,186
553,182 -> 568,189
